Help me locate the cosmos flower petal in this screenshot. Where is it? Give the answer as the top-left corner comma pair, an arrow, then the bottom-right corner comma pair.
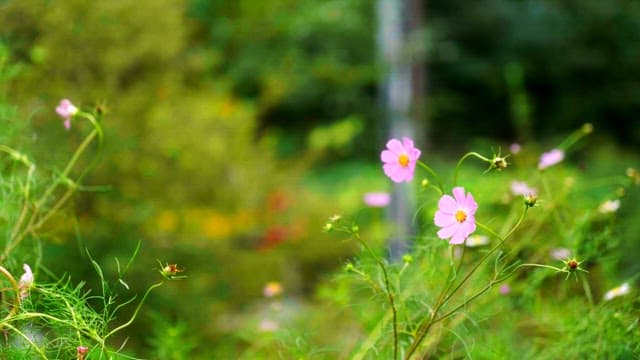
434,187 -> 477,244
437,195 -> 457,214
465,193 -> 478,213
381,150 -> 397,163
450,228 -> 468,244
386,138 -> 405,154
437,223 -> 459,240
452,187 -> 466,204
434,210 -> 456,227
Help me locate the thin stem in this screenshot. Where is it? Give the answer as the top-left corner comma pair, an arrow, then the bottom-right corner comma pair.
10,165 -> 35,240
104,281 -> 164,340
0,322 -> 47,359
434,262 -> 568,323
2,125 -> 100,262
417,161 -> 444,193
0,266 -> 21,325
34,129 -> 97,210
405,207 -> 528,359
442,207 -> 527,306
355,233 -> 398,360
453,152 -> 491,186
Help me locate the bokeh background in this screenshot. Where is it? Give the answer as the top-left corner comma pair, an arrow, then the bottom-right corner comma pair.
1,0 -> 639,358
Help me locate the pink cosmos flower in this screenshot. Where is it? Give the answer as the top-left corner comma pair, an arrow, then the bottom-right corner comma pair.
550,248 -> 571,261
434,187 -> 478,244
538,149 -> 564,169
510,181 -> 537,197
380,137 -> 421,183
499,284 -> 511,295
363,192 -> 391,207
509,143 -> 521,154
56,99 -> 78,130
19,264 -> 34,299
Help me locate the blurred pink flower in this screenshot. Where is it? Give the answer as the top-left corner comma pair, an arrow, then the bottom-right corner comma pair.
19,264 -> 34,299
434,187 -> 478,245
550,248 -> 571,260
509,143 -> 521,154
510,181 -> 537,196
363,192 -> 391,207
56,99 -> 78,130
538,149 -> 564,169
259,319 -> 279,332
380,137 -> 421,183
499,284 -> 511,295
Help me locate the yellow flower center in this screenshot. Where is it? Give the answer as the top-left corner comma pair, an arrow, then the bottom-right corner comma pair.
455,210 -> 467,223
398,154 -> 410,167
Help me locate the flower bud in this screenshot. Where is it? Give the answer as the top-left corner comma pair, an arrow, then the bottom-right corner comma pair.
344,263 -> 355,272
77,346 -> 89,360
581,123 -> 593,134
524,193 -> 537,208
491,156 -> 508,170
160,263 -> 184,279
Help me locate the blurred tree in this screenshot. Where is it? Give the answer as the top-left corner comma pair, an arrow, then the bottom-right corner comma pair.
188,0 -> 381,157
426,0 -> 640,147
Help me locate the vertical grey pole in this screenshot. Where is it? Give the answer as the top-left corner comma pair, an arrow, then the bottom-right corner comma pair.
377,0 -> 425,260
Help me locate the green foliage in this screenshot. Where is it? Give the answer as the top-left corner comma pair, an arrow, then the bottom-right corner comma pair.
427,0 -> 640,145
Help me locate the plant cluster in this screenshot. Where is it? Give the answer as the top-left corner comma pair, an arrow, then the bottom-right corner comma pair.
1,100 -> 180,359
322,123 -> 638,359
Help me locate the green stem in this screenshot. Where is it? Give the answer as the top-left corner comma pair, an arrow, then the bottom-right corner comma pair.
453,152 -> 490,186
434,262 -> 568,323
0,266 -> 21,325
417,161 -> 444,193
355,233 -> 398,360
104,281 -> 164,340
34,128 -> 97,210
2,120 -> 101,262
405,207 -> 528,359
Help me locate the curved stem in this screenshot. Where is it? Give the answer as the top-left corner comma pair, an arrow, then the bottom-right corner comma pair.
434,262 -> 568,323
453,152 -> 490,186
34,128 -> 97,210
0,266 -> 21,326
355,233 -> 398,360
416,161 -> 444,193
405,207 -> 528,359
2,125 -> 100,262
104,281 -> 164,340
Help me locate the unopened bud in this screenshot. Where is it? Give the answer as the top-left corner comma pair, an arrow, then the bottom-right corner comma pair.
491,156 -> 508,171
582,123 -> 593,134
421,179 -> 429,188
524,193 -> 537,208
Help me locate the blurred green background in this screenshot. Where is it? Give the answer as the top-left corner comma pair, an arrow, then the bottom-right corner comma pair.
1,0 -> 639,358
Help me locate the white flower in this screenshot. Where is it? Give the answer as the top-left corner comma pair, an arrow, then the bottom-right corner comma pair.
19,264 -> 34,299
603,283 -> 630,301
465,234 -> 489,247
598,199 -> 620,214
